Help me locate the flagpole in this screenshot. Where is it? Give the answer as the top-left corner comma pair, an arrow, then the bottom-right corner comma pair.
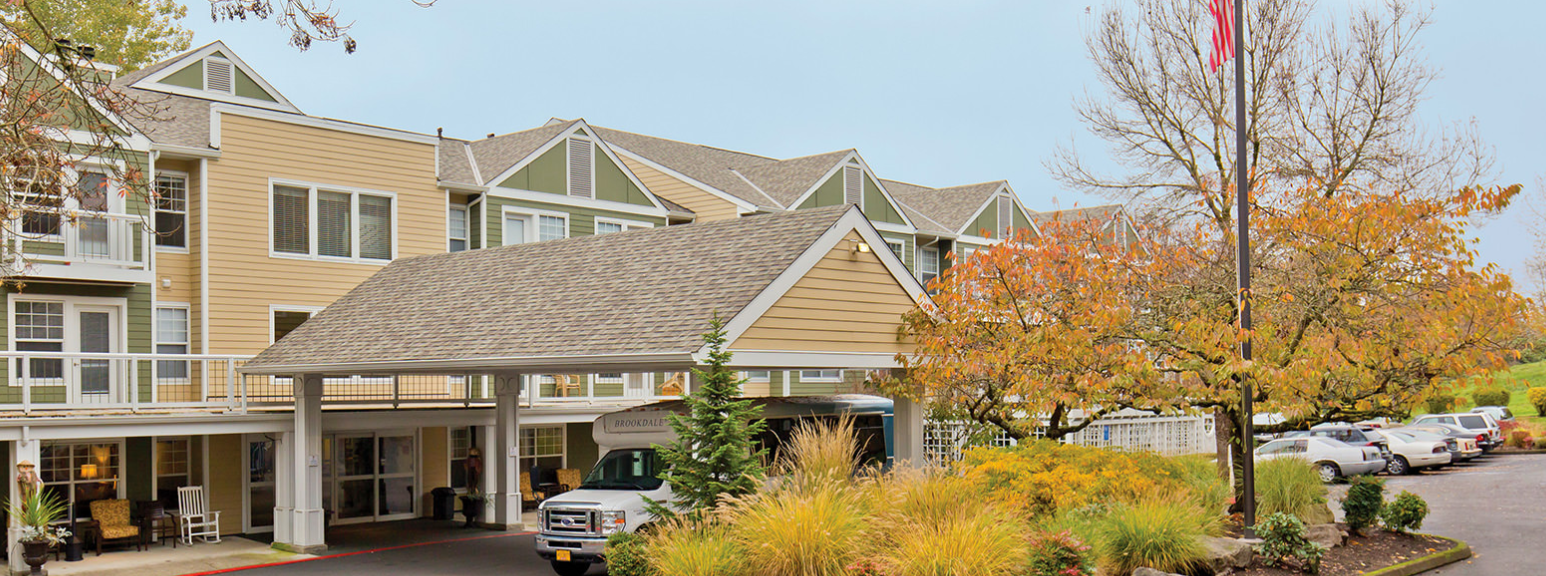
1232,0 -> 1256,536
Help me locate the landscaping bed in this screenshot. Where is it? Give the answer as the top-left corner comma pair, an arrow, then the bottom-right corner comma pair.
1234,531 -> 1456,576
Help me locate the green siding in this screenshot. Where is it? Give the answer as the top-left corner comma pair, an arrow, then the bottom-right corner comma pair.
967,203 -> 997,238
862,174 -> 906,225
234,66 -> 277,102
566,422 -> 600,473
500,144 -> 567,194
594,151 -> 653,207
0,282 -> 154,404
799,172 -> 846,209
593,378 -> 624,397
880,232 -> 915,273
127,438 -> 154,501
788,371 -> 855,396
161,59 -> 202,89
1012,203 -> 1034,236
482,196 -> 665,246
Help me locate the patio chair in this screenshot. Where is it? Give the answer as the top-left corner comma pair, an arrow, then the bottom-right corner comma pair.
176,486 -> 221,544
88,499 -> 143,555
520,472 -> 547,510
555,468 -> 582,493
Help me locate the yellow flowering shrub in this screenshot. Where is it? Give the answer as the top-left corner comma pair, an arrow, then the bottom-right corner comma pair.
957,440 -> 1197,518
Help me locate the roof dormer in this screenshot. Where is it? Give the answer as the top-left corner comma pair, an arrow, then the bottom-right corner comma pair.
129,41 -> 300,113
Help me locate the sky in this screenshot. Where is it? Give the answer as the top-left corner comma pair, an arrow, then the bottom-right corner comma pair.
171,0 -> 1541,290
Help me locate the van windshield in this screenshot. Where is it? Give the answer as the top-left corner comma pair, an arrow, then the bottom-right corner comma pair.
580,449 -> 666,491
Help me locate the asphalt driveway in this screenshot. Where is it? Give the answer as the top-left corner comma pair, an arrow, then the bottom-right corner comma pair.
203,531 -> 603,576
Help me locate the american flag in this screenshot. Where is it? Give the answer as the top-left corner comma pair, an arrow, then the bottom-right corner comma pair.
1209,0 -> 1235,72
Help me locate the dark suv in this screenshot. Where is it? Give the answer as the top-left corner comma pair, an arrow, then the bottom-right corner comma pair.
1308,423 -> 1393,467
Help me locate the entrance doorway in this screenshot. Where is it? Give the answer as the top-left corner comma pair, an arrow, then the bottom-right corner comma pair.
332,430 -> 417,524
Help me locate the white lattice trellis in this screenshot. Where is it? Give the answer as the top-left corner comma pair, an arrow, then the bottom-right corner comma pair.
924,409 -> 1214,465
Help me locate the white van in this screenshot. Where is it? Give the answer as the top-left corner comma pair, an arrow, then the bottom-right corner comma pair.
534,395 -> 892,576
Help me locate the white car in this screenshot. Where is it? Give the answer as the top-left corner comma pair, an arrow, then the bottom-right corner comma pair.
1370,429 -> 1452,474
1412,413 -> 1502,451
1256,437 -> 1387,482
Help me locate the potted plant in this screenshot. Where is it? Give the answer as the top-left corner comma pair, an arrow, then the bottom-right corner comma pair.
7,489 -> 70,576
459,490 -> 491,528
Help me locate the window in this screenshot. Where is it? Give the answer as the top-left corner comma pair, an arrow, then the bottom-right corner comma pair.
156,438 -> 190,506
14,300 -> 64,383
503,212 -> 567,245
918,246 -> 941,285
568,138 -> 592,198
40,441 -> 121,519
271,182 -> 394,261
800,370 -> 842,382
15,179 -> 60,236
743,370 -> 771,382
154,173 -> 188,248
448,204 -> 468,252
450,427 -> 477,490
520,426 -> 565,472
273,309 -> 314,342
156,306 -> 190,381
595,218 -> 653,235
885,239 -> 905,259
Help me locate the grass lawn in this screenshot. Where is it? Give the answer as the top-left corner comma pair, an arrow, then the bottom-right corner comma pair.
1415,361 -> 1546,426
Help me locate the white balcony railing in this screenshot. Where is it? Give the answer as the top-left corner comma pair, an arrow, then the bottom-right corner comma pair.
9,211 -> 154,283
0,352 -> 685,414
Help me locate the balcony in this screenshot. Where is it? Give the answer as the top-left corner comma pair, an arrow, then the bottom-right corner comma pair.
8,211 -> 154,284
0,352 -> 684,415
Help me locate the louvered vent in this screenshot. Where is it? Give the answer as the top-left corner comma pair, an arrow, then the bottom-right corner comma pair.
205,58 -> 234,94
998,196 -> 1012,235
568,138 -> 592,198
844,165 -> 862,206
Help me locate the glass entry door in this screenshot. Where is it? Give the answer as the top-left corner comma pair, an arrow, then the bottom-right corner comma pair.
245,435 -> 277,533
73,306 -> 118,404
333,431 -> 416,524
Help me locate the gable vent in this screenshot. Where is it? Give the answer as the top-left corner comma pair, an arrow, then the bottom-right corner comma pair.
997,195 -> 1012,235
205,58 -> 234,94
843,165 -> 862,207
568,138 -> 593,198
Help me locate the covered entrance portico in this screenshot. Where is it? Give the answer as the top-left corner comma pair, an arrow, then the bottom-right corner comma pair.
239,205 -> 931,554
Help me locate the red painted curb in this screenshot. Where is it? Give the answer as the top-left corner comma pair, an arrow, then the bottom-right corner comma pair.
177,531 -> 536,575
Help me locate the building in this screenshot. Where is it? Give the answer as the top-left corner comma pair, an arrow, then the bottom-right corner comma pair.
1,39 -> 1124,559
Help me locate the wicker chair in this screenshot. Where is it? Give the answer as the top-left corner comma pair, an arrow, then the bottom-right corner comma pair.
555,468 -> 583,493
89,499 -> 142,555
520,472 -> 547,510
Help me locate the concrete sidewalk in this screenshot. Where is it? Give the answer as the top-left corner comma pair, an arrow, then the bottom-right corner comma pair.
45,537 -> 308,576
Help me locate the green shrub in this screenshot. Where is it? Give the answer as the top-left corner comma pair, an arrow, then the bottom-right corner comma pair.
605,532 -> 652,576
1380,491 -> 1429,534
1529,387 -> 1546,417
1256,458 -> 1333,525
1341,476 -> 1385,532
1088,499 -> 1209,575
1473,387 -> 1510,407
647,519 -> 744,576
1025,530 -> 1095,576
1424,394 -> 1458,414
1254,512 -> 1326,574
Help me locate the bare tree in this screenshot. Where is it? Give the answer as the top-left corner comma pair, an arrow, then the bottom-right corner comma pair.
209,0 -> 436,54
1050,0 -> 1494,234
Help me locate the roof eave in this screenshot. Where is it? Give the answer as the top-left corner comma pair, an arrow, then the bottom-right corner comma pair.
240,352 -> 698,376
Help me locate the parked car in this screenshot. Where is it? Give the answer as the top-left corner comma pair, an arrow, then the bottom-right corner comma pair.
1471,406 -> 1515,422
1369,429 -> 1451,474
1402,423 -> 1483,461
1308,422 -> 1394,466
1255,437 -> 1386,482
1386,428 -> 1468,467
1411,413 -> 1502,451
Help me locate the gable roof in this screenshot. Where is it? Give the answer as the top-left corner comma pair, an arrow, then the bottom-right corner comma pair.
125,40 -> 299,113
882,179 -> 1006,234
242,205 -> 882,373
737,149 -> 854,207
592,126 -> 784,209
466,119 -> 580,185
1028,204 -> 1126,226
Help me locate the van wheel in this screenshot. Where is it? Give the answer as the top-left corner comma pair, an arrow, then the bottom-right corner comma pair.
1386,455 -> 1410,475
1316,462 -> 1340,483
551,560 -> 590,576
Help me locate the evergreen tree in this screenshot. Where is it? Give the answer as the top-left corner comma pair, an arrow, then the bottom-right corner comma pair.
646,316 -> 767,520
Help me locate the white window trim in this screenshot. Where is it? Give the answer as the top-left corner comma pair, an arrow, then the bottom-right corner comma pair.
593,216 -> 655,234
6,294 -> 128,387
741,370 -> 771,382
153,435 -> 192,500
500,205 -> 569,245
520,424 -> 568,468
202,56 -> 235,95
154,301 -> 192,385
799,369 -> 843,383
153,170 -> 191,253
267,178 -> 398,264
447,202 -> 469,252
268,304 -> 326,344
917,245 -> 941,281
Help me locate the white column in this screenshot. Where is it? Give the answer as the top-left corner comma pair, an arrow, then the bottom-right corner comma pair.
274,374 -> 326,553
490,373 -> 524,530
8,438 -> 41,574
272,431 -> 294,546
891,395 -> 927,467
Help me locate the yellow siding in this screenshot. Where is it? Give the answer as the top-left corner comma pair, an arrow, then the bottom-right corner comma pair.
731,231 -> 917,354
743,379 -> 771,397
617,155 -> 740,222
207,434 -> 244,535
421,426 -> 448,517
205,114 -> 442,355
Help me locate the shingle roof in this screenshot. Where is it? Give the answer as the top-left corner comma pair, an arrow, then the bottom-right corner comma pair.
881,179 -> 1005,233
111,41 -> 212,87
467,120 -> 579,185
737,149 -> 853,207
1029,204 -> 1125,225
243,205 -> 855,371
591,127 -> 784,208
438,138 -> 479,186
119,88 -> 216,149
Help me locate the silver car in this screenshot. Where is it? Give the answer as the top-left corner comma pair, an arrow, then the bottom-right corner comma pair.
1256,437 -> 1387,482
1411,413 -> 1501,451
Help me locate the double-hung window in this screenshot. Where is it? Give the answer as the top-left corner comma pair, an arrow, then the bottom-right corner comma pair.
450,426 -> 477,490
154,173 -> 188,248
800,370 -> 842,382
14,300 -> 64,383
15,179 -> 60,236
448,204 -> 468,252
918,246 -> 941,285
155,438 -> 190,505
520,426 -> 565,471
503,211 -> 567,245
885,239 -> 905,259
155,306 -> 190,381
271,182 -> 394,261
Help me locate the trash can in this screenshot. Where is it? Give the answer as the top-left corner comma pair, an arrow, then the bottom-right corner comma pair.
431,487 -> 457,521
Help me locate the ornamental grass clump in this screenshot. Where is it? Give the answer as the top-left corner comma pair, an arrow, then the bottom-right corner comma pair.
1087,498 -> 1210,576
879,506 -> 1027,576
778,416 -> 861,487
1380,491 -> 1429,534
728,479 -> 868,576
1341,476 -> 1385,533
646,518 -> 743,576
1255,458 -> 1333,525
